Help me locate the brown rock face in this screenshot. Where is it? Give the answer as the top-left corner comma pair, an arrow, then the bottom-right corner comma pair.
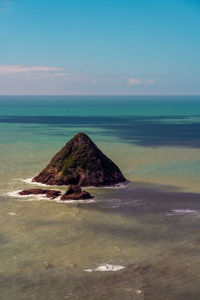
19,189 -> 61,199
61,185 -> 93,201
65,185 -> 82,195
19,189 -> 48,195
46,190 -> 62,199
33,132 -> 126,187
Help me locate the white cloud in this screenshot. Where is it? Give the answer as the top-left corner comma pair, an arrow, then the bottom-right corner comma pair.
129,77 -> 155,86
0,64 -> 64,74
0,66 -> 158,94
39,72 -> 71,78
129,78 -> 143,86
0,0 -> 14,11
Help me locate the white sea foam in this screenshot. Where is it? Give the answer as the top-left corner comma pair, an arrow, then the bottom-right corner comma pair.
102,181 -> 129,189
166,209 -> 198,216
22,178 -> 52,187
135,289 -> 142,295
61,199 -> 95,204
19,177 -> 128,191
7,190 -> 95,204
7,190 -> 51,201
8,212 -> 17,216
7,190 -> 23,197
7,190 -> 49,201
84,264 -> 125,272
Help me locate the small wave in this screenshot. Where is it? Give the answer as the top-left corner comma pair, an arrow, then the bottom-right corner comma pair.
166,209 -> 198,216
19,177 -> 129,190
21,197 -> 96,204
7,190 -> 50,201
7,190 -> 23,197
108,198 -> 143,209
8,212 -> 17,216
110,204 -> 121,208
61,199 -> 95,204
135,290 -> 142,295
84,264 -> 125,272
7,190 -> 51,200
103,181 -> 129,189
22,178 -> 52,187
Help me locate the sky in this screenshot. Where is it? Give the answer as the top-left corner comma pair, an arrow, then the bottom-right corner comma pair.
0,0 -> 200,95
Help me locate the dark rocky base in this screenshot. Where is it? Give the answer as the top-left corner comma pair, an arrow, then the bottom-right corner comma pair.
19,189 -> 61,199
33,176 -> 127,187
61,185 -> 94,201
61,191 -> 93,201
18,185 -> 93,201
46,190 -> 62,199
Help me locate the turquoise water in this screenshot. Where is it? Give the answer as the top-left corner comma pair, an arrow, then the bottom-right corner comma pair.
0,96 -> 200,299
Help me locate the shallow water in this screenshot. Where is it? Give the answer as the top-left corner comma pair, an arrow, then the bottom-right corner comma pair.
0,96 -> 200,299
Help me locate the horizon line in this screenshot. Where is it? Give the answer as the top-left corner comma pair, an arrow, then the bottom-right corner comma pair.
0,94 -> 200,97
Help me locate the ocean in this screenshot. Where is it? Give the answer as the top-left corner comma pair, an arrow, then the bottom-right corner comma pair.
0,95 -> 200,299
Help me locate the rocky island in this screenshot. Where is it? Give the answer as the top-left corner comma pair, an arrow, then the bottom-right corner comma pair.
33,132 -> 126,187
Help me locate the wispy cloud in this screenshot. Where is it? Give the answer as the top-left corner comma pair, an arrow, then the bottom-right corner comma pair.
0,64 -> 65,74
129,78 -> 155,86
0,0 -> 14,11
0,64 -> 90,86
0,65 -> 159,94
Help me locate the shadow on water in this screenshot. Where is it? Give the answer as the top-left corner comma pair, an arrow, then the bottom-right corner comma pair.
1,255 -> 200,300
1,182 -> 200,299
20,181 -> 200,248
1,115 -> 200,148
76,259 -> 200,300
84,181 -> 200,216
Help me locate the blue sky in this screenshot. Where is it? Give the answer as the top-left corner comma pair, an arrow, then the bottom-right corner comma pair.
0,0 -> 200,95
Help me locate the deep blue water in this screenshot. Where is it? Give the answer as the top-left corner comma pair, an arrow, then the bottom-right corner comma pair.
0,95 -> 200,148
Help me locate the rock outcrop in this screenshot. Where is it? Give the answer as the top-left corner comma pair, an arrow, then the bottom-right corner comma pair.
33,132 -> 126,187
18,186 -> 93,201
61,185 -> 93,201
19,189 -> 47,196
19,189 -> 61,199
46,190 -> 61,199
